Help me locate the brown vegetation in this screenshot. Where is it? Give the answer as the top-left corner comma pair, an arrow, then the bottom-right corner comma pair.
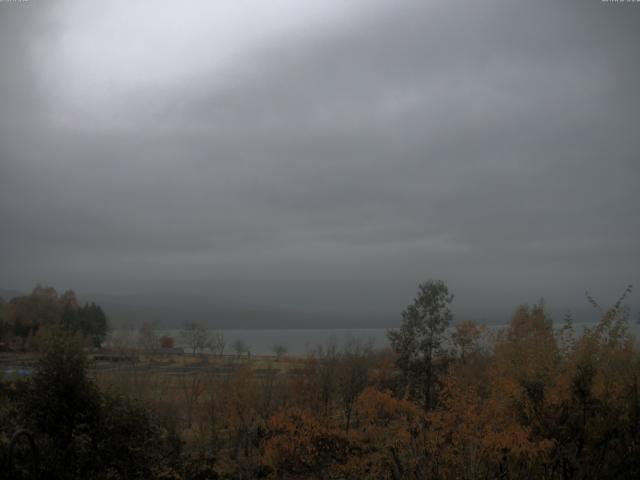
1,283 -> 638,479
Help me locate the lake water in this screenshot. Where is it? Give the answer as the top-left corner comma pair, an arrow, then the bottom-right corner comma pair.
112,320 -> 640,356
163,328 -> 390,356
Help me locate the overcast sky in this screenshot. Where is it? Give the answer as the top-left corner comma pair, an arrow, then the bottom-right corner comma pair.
0,0 -> 638,322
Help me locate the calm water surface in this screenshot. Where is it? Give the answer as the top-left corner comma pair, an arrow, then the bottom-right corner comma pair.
112,320 -> 640,356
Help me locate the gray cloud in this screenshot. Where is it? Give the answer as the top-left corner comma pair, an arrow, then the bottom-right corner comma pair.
1,0 -> 638,323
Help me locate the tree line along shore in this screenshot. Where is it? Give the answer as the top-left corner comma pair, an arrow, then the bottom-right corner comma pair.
0,282 -> 638,479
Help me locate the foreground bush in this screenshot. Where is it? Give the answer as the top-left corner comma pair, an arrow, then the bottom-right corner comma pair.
0,330 -> 182,480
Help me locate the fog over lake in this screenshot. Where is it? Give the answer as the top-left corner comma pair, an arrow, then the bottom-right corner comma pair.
109,320 -> 640,356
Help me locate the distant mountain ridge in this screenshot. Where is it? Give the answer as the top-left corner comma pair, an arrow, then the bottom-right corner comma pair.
0,287 -> 394,328
2,287 -> 629,330
83,290 -> 396,330
0,288 -> 24,302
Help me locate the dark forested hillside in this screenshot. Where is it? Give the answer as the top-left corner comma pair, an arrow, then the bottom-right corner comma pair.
0,285 -> 108,350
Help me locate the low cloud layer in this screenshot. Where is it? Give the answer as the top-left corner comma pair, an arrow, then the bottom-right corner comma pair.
1,1 -> 638,323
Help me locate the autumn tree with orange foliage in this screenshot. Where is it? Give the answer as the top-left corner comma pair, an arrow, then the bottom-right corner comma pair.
263,407 -> 348,478
343,387 -> 426,479
259,284 -> 639,480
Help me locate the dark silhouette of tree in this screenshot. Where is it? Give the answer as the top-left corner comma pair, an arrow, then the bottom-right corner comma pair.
233,339 -> 249,358
181,321 -> 209,355
272,344 -> 288,359
6,329 -> 182,479
0,286 -> 109,350
137,320 -> 159,352
387,279 -> 453,411
207,330 -> 226,357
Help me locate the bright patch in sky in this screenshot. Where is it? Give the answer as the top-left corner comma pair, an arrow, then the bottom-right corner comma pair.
38,0 -> 376,123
